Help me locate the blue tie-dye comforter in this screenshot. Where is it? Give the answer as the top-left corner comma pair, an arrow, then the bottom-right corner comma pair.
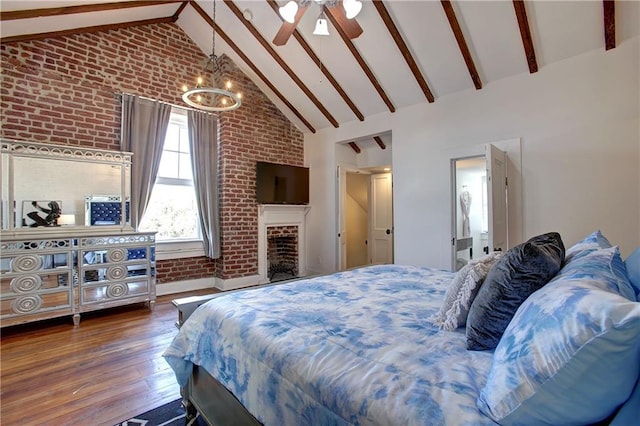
164,264 -> 497,425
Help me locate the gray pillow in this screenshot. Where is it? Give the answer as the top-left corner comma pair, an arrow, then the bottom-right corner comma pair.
466,232 -> 565,351
429,252 -> 502,330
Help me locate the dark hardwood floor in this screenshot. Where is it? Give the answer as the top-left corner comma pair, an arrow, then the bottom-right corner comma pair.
0,289 -> 217,426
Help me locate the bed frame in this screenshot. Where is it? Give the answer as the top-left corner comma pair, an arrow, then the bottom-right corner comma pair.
174,293 -> 270,425
182,364 -> 260,425
173,275 -> 321,425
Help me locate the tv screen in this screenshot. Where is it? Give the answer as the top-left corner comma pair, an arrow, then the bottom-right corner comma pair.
256,161 -> 309,204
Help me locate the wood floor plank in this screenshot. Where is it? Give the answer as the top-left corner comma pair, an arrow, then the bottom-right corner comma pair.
0,289 -> 217,426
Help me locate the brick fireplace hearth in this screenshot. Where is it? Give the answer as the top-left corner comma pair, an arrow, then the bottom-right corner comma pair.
258,204 -> 310,284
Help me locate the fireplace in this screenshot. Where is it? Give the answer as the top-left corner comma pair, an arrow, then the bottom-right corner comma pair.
267,226 -> 298,281
258,205 -> 310,284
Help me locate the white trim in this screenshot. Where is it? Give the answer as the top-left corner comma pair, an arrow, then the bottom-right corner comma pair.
214,274 -> 262,291
156,276 -> 216,296
155,240 -> 205,260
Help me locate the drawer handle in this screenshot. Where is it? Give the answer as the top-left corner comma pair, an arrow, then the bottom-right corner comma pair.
10,275 -> 42,293
107,283 -> 129,298
12,295 -> 43,314
11,254 -> 42,272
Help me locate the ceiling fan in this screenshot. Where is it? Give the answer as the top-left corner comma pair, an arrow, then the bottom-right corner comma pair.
273,0 -> 364,46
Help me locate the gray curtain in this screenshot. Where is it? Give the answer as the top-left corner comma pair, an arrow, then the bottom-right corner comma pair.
120,94 -> 171,230
188,110 -> 221,259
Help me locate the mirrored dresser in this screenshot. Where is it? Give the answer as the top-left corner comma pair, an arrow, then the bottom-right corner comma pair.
1,140 -> 156,327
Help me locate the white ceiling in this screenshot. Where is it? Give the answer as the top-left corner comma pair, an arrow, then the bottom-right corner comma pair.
2,0 -> 639,138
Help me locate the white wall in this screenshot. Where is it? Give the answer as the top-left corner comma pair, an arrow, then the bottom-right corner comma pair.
305,37 -> 639,273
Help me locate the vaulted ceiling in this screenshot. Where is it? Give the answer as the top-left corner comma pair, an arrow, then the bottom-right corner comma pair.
1,1 -> 638,136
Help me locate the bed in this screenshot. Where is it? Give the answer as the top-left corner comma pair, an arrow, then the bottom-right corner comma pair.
164,231 -> 640,426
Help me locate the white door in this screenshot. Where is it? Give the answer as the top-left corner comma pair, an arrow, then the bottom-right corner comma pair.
370,172 -> 393,264
337,165 -> 347,270
486,144 -> 508,252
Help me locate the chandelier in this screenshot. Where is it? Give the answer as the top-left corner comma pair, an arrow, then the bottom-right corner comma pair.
182,0 -> 242,112
279,0 -> 363,36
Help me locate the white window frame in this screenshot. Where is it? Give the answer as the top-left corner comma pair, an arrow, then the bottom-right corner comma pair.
152,107 -> 205,260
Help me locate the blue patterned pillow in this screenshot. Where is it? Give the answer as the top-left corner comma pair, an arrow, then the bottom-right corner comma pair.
625,247 -> 640,300
554,246 -> 636,301
478,277 -> 640,425
564,230 -> 612,265
466,232 -> 565,351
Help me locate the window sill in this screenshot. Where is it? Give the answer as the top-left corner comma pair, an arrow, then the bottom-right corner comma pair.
155,239 -> 205,260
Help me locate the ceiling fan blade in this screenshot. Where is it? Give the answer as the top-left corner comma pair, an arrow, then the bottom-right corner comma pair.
326,4 -> 363,39
273,5 -> 308,46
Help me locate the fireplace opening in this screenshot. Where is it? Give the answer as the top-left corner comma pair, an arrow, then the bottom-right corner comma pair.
267,226 -> 298,282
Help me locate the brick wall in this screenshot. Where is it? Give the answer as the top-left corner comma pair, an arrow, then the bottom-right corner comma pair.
216,58 -> 304,280
1,22 -> 304,285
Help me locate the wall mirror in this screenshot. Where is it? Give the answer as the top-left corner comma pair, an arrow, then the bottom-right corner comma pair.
1,139 -> 132,234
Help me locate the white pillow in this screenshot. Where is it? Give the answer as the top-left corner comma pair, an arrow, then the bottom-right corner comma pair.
429,252 -> 502,330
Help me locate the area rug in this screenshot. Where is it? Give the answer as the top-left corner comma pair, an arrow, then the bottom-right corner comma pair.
115,398 -> 207,426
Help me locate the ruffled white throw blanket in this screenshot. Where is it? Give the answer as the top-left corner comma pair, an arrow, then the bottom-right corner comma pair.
429,252 -> 502,331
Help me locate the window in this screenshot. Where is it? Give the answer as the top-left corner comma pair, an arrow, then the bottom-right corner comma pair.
139,109 -> 201,243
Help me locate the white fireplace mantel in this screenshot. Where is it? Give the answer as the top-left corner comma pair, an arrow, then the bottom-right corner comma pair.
258,204 -> 310,284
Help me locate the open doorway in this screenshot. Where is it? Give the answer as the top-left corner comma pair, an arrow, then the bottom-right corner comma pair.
450,144 -> 508,271
336,132 -> 393,271
339,169 -> 393,270
451,156 -> 488,270
345,171 -> 369,268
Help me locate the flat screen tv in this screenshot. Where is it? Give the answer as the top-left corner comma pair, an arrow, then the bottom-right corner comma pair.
256,161 -> 309,205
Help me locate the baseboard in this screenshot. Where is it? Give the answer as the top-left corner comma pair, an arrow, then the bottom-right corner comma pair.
156,277 -> 217,296
305,268 -> 325,277
214,274 -> 263,291
158,272 -> 314,295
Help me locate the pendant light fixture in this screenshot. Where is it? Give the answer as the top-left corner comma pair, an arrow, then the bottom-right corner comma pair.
182,0 -> 242,112
279,0 -> 363,36
313,11 -> 330,36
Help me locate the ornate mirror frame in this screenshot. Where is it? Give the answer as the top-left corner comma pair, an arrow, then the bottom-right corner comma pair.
1,139 -> 133,236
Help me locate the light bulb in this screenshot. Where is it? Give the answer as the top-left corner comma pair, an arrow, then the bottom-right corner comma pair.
226,81 -> 232,90
182,84 -> 188,92
343,0 -> 362,19
197,76 -> 203,85
237,93 -> 242,99
196,94 -> 202,102
279,1 -> 298,23
222,98 -> 228,105
313,14 -> 330,36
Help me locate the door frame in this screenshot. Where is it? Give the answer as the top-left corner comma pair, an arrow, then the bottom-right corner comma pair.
336,164 -> 369,270
336,165 -> 394,270
447,138 -> 523,271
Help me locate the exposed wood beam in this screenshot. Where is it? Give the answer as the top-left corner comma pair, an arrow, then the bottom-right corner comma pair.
324,6 -> 396,113
326,3 -> 363,40
0,17 -> 176,44
173,1 -> 189,20
513,0 -> 538,73
191,2 -> 316,133
267,0 -> 364,122
374,136 -> 386,150
348,142 -> 361,154
440,0 -> 482,90
372,1 -> 435,103
0,1 -> 183,21
603,0 -> 616,50
272,4 -> 308,46
224,0 -> 339,128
